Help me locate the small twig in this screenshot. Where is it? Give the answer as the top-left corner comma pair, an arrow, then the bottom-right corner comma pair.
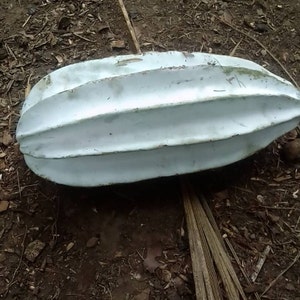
4,227 -> 27,297
229,38 -> 243,57
261,251 -> 300,296
251,245 -> 271,282
259,206 -> 300,211
136,250 -> 145,260
73,32 -> 95,43
22,15 -> 32,28
4,43 -> 17,60
225,237 -> 261,300
117,0 -> 141,54
212,14 -> 299,88
295,216 -> 300,232
16,169 -> 22,201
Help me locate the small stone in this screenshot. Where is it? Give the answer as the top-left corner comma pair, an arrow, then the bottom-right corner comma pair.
27,5 -> 37,15
25,240 -> 46,262
244,16 -> 255,29
255,23 -> 268,33
282,139 -> 300,162
0,200 -> 9,212
86,237 -> 98,248
1,130 -> 13,146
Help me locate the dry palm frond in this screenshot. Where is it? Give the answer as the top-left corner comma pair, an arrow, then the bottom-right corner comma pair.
181,178 -> 247,300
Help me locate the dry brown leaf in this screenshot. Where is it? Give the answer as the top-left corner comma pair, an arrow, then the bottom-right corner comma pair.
143,241 -> 162,273
133,288 -> 150,300
221,10 -> 233,24
0,160 -> 5,170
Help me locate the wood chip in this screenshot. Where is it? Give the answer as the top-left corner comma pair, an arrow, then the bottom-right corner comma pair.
273,175 -> 292,182
110,39 -> 126,49
66,242 -> 75,252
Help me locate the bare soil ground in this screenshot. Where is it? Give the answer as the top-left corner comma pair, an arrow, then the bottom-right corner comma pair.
0,0 -> 300,299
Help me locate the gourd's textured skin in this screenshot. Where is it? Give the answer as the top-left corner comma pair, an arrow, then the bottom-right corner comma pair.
16,51 -> 300,186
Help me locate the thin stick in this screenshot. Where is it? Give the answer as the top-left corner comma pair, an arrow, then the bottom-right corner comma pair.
16,169 -> 22,201
73,32 -> 95,43
261,251 -> 300,296
22,15 -> 32,28
225,238 -> 261,300
4,227 -> 27,297
212,14 -> 299,88
251,245 -> 271,282
229,38 -> 243,57
117,0 -> 141,54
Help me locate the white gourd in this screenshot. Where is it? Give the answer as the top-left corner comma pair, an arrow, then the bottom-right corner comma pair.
16,51 -> 300,186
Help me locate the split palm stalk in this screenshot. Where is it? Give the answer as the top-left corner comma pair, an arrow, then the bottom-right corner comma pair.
181,178 -> 247,300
